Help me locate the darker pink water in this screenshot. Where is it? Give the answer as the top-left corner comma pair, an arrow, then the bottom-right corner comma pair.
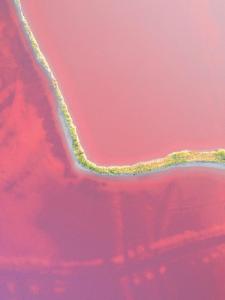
21,0 -> 225,165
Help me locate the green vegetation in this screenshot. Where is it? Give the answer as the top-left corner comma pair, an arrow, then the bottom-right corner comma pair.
214,149 -> 225,162
14,0 -> 225,176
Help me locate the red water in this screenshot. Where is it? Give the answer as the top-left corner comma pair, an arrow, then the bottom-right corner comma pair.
1,1 -> 225,299
21,0 -> 225,165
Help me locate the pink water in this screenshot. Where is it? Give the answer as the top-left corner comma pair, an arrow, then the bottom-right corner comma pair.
21,0 -> 225,166
2,1 -> 225,298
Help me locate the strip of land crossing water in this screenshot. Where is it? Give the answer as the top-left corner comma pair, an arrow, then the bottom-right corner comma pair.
13,0 -> 225,176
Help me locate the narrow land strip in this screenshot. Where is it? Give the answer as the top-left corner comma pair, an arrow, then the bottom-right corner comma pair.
13,0 -> 225,176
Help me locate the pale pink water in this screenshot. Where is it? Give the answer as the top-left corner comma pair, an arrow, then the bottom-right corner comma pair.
21,0 -> 225,165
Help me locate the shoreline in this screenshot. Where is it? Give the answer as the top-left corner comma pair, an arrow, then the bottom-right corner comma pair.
12,0 -> 225,176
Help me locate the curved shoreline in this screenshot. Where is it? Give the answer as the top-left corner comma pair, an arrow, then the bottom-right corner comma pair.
12,0 -> 225,176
